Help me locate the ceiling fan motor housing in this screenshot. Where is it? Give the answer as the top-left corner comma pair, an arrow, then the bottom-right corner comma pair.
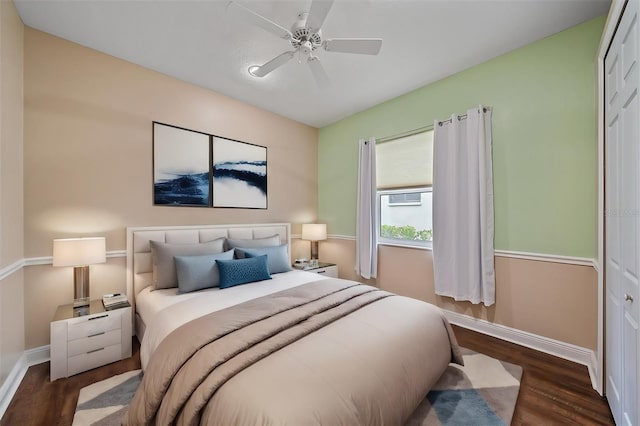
290,13 -> 322,52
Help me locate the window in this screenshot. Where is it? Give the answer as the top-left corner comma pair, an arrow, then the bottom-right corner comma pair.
376,130 -> 433,248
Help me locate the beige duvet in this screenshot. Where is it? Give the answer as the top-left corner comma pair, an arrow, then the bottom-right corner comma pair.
124,279 -> 462,426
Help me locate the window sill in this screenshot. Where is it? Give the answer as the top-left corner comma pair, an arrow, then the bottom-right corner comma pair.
377,241 -> 433,251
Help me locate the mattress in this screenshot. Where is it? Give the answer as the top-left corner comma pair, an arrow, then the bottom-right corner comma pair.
137,269 -> 329,369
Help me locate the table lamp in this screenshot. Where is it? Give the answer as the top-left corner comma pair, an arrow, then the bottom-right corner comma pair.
301,224 -> 327,261
53,237 -> 106,308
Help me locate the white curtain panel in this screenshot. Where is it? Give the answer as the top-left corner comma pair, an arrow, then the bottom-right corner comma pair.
355,137 -> 378,279
432,106 -> 495,306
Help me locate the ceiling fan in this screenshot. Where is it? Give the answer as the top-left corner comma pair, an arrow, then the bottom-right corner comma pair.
227,0 -> 383,86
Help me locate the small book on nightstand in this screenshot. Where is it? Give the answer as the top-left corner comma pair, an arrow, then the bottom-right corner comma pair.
102,294 -> 129,309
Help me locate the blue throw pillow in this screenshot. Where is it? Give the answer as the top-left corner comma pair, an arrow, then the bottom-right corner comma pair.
235,244 -> 292,274
174,250 -> 235,294
216,255 -> 272,289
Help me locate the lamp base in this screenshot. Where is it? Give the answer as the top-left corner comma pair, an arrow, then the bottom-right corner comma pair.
73,297 -> 90,308
310,241 -> 319,260
73,265 -> 90,307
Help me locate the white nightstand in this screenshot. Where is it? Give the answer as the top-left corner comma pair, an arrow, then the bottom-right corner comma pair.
50,299 -> 132,381
303,262 -> 338,278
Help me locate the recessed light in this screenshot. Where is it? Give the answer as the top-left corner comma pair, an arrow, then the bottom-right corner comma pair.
248,66 -> 261,77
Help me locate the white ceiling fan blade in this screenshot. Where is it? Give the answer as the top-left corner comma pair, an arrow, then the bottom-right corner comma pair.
308,57 -> 330,88
323,38 -> 383,55
305,0 -> 334,33
227,2 -> 292,40
251,51 -> 295,77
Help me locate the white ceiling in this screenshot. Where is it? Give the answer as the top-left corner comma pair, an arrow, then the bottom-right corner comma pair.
15,0 -> 610,128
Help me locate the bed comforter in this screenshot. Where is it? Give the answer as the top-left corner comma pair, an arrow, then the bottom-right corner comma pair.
124,279 -> 462,426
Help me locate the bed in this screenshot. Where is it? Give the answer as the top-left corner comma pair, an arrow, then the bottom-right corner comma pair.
124,223 -> 462,425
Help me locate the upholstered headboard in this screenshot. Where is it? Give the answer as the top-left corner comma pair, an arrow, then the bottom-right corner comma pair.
126,223 -> 291,309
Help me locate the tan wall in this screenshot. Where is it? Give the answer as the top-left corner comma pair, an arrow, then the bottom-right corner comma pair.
0,0 -> 25,387
325,238 -> 597,350
23,28 -> 319,348
1,0 -> 24,266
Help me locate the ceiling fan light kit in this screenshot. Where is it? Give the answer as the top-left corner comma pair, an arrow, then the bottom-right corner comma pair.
228,0 -> 383,86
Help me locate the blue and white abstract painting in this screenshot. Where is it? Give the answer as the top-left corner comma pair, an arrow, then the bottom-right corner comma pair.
153,123 -> 210,206
212,137 -> 267,209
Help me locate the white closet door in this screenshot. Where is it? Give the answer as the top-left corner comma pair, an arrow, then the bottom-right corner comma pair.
605,1 -> 639,424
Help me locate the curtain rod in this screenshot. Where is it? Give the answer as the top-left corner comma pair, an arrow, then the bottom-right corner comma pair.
437,106 -> 490,126
375,106 -> 491,144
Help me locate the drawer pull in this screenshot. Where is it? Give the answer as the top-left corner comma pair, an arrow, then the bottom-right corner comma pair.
317,270 -> 326,274
88,332 -> 105,338
87,347 -> 105,354
88,315 -> 108,321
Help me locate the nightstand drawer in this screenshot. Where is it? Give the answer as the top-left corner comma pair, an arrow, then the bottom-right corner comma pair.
68,343 -> 122,376
68,329 -> 121,357
67,313 -> 121,341
312,265 -> 338,278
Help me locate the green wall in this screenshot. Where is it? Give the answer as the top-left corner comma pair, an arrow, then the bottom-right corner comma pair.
318,16 -> 605,258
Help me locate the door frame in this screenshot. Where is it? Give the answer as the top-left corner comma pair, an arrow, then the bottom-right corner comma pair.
597,0 -> 629,396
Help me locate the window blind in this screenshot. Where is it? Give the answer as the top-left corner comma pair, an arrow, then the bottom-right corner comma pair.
376,130 -> 433,189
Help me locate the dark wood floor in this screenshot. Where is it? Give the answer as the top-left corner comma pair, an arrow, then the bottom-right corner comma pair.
1,339 -> 141,426
453,326 -> 614,426
1,326 -> 614,425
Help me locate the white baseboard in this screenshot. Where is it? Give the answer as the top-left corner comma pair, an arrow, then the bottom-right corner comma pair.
0,354 -> 27,420
444,310 -> 599,391
25,345 -> 50,367
0,345 -> 50,421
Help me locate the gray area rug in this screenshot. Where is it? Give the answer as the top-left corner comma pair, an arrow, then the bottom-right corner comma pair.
72,348 -> 521,425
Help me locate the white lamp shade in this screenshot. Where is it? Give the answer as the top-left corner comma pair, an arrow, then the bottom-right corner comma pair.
301,224 -> 327,241
53,237 -> 106,267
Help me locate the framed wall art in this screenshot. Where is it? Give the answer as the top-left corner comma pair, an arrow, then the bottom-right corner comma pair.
153,122 -> 211,207
152,121 -> 267,209
212,137 -> 267,209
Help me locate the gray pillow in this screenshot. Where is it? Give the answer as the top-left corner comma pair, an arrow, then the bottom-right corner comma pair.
150,239 -> 225,290
175,250 -> 235,293
235,244 -> 292,274
225,235 -> 281,256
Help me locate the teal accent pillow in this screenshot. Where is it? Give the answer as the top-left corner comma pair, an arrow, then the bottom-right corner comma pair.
235,244 -> 292,274
216,255 -> 272,289
174,250 -> 234,294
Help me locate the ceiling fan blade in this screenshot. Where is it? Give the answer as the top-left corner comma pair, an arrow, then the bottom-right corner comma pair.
305,0 -> 334,33
251,51 -> 295,77
323,38 -> 383,55
227,2 -> 292,40
308,57 -> 330,88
